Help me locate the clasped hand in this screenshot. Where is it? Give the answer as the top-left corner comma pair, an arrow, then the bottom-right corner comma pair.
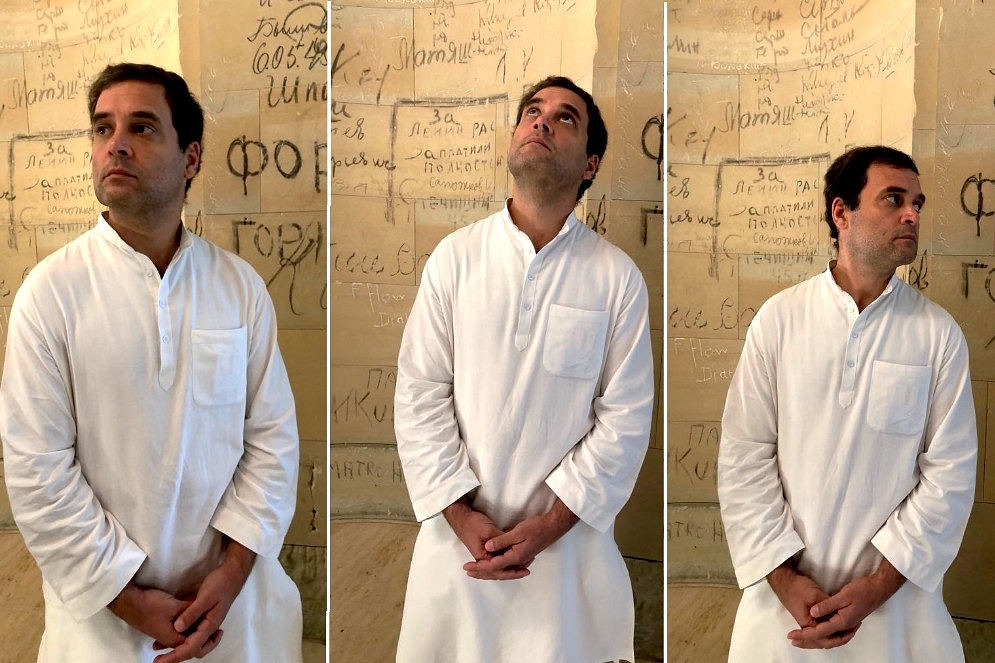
444,498 -> 577,581
108,541 -> 255,662
769,560 -> 904,650
108,569 -> 234,662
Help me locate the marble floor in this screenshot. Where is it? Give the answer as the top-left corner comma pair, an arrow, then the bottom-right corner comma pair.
0,530 -> 325,662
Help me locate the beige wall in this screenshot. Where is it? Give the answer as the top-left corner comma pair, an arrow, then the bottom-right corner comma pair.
667,0 -> 995,622
0,0 -> 327,642
329,0 -> 663,657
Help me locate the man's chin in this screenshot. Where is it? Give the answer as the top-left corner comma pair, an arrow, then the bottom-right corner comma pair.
95,186 -> 138,206
896,249 -> 919,267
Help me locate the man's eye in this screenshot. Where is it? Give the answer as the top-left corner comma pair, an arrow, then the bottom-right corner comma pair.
913,201 -> 923,212
134,125 -> 154,134
886,194 -> 899,205
560,113 -> 574,124
93,125 -> 109,135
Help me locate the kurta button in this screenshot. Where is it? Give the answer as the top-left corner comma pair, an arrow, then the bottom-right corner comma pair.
528,274 -> 535,281
846,360 -> 854,367
524,304 -> 531,311
162,335 -> 169,343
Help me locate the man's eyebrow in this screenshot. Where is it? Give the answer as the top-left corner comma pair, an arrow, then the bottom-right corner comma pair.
882,185 -> 926,205
522,96 -> 583,122
91,110 -> 164,125
559,102 -> 582,121
521,95 -> 544,116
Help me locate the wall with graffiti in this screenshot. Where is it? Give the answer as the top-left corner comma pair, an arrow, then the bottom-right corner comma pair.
329,0 -> 663,657
0,0 -> 328,642
667,0 -> 995,622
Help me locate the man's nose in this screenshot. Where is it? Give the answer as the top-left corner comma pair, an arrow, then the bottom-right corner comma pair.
532,113 -> 551,134
107,132 -> 132,157
902,205 -> 920,225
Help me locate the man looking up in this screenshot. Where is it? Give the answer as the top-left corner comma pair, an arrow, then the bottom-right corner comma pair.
393,76 -> 655,661
0,63 -> 302,662
718,146 -> 977,661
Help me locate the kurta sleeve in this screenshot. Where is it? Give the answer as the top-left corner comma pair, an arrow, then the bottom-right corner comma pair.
394,250 -> 481,521
717,313 -> 805,589
544,269 -> 654,533
210,283 -> 299,559
870,325 -> 977,592
0,286 -> 147,621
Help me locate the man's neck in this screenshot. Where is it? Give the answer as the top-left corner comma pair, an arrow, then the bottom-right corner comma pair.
104,210 -> 184,276
830,258 -> 895,312
507,190 -> 577,252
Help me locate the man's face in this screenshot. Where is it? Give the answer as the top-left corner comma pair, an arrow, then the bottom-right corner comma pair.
834,163 -> 924,273
91,81 -> 199,220
507,86 -> 598,193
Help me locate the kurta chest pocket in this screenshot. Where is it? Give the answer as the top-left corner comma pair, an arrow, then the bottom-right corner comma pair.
191,327 -> 248,406
867,360 -> 931,437
542,304 -> 610,379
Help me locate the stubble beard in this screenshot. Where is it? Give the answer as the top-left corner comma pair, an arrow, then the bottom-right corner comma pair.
846,236 -> 918,276
95,171 -> 186,223
95,180 -> 157,219
508,147 -> 578,200
881,233 -> 919,270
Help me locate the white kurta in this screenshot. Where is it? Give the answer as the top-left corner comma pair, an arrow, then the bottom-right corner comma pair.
0,216 -> 302,662
393,207 -> 654,662
718,267 -> 977,662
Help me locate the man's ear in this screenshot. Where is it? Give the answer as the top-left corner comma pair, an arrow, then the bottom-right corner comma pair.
831,197 -> 850,232
582,154 -> 600,181
183,141 -> 202,180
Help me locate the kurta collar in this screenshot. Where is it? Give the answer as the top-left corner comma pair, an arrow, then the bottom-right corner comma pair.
822,261 -> 901,309
500,200 -> 578,253
94,212 -> 194,266
95,213 -> 129,252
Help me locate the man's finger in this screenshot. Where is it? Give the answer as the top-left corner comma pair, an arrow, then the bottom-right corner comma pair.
465,567 -> 530,580
789,625 -> 859,650
467,546 -> 526,572
810,594 -> 848,620
789,616 -> 859,643
463,553 -> 531,579
153,621 -> 217,663
200,629 -> 224,656
463,556 -> 517,574
172,601 -> 208,634
483,531 -> 519,553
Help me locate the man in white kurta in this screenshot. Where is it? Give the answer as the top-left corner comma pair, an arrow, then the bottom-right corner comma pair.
0,63 -> 301,662
718,146 -> 976,662
394,78 -> 654,662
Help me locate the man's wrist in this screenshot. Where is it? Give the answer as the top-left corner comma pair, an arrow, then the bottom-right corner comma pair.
442,494 -> 473,527
870,557 -> 906,597
766,558 -> 798,592
221,538 -> 257,585
108,581 -> 139,615
543,498 -> 579,537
